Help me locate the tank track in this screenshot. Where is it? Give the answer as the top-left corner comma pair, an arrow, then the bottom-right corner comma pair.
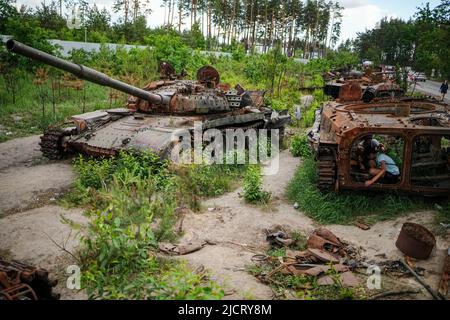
317,146 -> 337,192
39,128 -> 67,160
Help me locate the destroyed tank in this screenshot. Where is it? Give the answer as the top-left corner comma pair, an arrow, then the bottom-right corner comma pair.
309,83 -> 450,196
324,64 -> 402,103
6,39 -> 290,159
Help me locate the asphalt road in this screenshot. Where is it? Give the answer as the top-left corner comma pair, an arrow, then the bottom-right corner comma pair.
412,80 -> 449,103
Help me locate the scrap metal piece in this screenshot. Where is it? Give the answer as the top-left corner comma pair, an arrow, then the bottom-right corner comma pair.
0,257 -> 59,300
355,221 -> 371,230
399,259 -> 445,300
395,222 -> 436,260
307,248 -> 340,264
196,66 -> 220,86
438,248 -> 450,296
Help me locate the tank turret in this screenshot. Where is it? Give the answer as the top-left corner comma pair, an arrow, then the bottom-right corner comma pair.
6,39 -> 291,159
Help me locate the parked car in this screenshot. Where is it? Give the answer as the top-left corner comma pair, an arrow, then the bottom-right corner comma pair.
414,72 -> 427,82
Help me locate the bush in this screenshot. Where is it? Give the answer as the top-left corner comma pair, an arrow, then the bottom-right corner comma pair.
182,163 -> 246,197
243,165 -> 271,204
72,151 -> 224,299
290,134 -> 312,158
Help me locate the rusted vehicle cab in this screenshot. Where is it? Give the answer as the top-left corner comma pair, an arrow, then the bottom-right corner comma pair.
308,98 -> 450,196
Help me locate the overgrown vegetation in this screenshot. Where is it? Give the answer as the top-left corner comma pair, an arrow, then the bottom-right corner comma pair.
290,133 -> 312,158
0,0 -> 359,142
243,165 -> 271,204
67,151 -> 250,299
436,202 -> 450,226
287,156 -> 430,224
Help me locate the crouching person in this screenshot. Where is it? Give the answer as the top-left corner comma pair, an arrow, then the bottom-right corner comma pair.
365,152 -> 400,187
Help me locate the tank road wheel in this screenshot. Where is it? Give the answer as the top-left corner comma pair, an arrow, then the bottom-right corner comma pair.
39,128 -> 69,160
317,147 -> 338,192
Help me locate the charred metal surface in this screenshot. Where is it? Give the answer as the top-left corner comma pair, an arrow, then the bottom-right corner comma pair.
6,40 -> 291,160
159,61 -> 178,80
308,97 -> 450,195
0,257 -> 59,300
395,223 -> 436,260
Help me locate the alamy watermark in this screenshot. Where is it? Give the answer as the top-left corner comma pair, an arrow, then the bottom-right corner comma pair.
66,265 -> 81,290
66,5 -> 82,30
366,265 -> 382,289
169,122 -> 280,175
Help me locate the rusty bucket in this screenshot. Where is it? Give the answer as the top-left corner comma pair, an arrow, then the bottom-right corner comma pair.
395,222 -> 436,260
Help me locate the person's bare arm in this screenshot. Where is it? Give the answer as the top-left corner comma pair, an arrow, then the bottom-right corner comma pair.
365,161 -> 386,187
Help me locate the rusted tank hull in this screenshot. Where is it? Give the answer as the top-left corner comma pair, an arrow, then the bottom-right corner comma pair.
308,98 -> 450,196
46,109 -> 290,159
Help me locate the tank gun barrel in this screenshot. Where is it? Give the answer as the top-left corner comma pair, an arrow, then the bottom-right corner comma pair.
6,39 -> 163,104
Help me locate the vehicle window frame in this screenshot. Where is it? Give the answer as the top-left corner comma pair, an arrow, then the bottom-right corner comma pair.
348,132 -> 406,188
410,133 -> 450,190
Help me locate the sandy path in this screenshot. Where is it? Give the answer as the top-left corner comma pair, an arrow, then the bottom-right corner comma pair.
0,135 -> 87,299
180,151 -> 449,300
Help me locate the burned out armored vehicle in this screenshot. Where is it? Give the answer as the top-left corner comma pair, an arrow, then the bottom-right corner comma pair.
308,95 -> 450,196
6,39 -> 290,159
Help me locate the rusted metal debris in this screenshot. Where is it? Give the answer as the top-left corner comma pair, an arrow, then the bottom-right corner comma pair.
354,221 -> 371,230
399,259 -> 445,300
438,248 -> 450,296
260,228 -> 361,288
323,65 -> 399,103
395,222 -> 436,260
6,39 -> 290,160
0,257 -> 59,300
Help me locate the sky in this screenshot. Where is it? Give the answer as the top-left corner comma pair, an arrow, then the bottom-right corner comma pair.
14,0 -> 444,42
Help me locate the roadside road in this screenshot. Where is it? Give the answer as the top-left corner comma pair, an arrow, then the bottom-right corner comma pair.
412,80 -> 450,104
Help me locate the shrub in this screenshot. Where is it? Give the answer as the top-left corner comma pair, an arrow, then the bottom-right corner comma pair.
72,151 -> 224,299
290,134 -> 312,158
243,165 -> 271,204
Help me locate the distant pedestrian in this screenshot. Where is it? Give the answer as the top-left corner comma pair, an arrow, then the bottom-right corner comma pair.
441,80 -> 449,101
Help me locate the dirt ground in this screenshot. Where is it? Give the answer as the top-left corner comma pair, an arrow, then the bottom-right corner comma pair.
0,135 -> 87,299
0,136 -> 448,300
179,151 -> 450,300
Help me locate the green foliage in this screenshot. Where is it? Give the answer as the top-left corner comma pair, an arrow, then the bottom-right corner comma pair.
182,22 -> 206,50
181,163 -> 246,198
326,50 -> 359,69
290,134 -> 312,158
354,1 -> 450,79
146,32 -> 191,73
287,156 -> 429,224
71,151 -> 224,299
243,165 -> 271,204
436,202 -> 450,225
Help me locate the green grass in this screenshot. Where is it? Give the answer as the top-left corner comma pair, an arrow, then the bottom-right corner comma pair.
0,73 -> 122,141
290,133 -> 312,158
287,156 -> 430,224
437,202 -> 450,225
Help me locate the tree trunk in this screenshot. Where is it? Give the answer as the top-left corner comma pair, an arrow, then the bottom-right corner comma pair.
178,3 -> 182,32
263,0 -> 268,53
